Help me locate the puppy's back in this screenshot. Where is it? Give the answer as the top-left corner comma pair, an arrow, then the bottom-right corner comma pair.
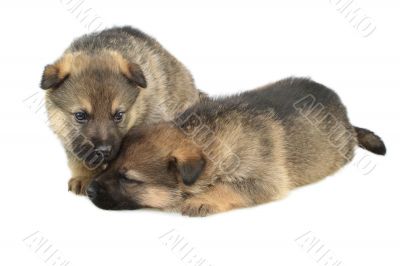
249,78 -> 357,186
178,77 -> 358,187
248,78 -> 357,186
66,26 -> 157,53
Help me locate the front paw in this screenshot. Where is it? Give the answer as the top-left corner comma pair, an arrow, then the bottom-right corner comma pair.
181,199 -> 219,217
68,176 -> 91,195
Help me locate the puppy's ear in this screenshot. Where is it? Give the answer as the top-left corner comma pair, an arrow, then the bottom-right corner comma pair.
40,64 -> 70,90
170,147 -> 205,186
110,51 -> 147,88
40,54 -> 73,90
123,63 -> 147,88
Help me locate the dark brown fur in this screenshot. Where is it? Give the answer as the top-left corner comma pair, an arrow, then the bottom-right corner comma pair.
87,77 -> 386,216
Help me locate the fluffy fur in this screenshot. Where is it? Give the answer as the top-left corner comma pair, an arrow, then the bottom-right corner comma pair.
41,26 -> 203,194
87,77 -> 386,216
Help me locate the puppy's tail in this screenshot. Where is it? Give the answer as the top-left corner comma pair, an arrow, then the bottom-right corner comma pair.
354,126 -> 386,155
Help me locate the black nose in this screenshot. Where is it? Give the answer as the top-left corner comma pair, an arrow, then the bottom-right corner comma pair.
95,145 -> 112,159
86,181 -> 105,200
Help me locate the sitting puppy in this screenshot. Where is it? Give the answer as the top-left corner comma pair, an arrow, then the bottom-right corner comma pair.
87,77 -> 386,216
40,26 -> 203,195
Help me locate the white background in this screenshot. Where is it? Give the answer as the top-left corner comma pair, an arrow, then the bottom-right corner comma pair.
0,0 -> 399,265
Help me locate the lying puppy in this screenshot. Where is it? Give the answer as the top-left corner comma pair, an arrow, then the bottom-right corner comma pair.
87,77 -> 386,216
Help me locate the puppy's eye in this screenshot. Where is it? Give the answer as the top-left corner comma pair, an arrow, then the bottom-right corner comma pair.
118,173 -> 142,185
113,111 -> 125,123
74,111 -> 88,123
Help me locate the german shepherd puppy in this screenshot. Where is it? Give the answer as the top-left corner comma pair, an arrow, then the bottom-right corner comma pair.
87,77 -> 386,216
40,26 -> 202,195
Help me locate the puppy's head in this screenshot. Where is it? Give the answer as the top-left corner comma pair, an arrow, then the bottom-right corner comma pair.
41,51 -> 147,166
87,123 -> 207,210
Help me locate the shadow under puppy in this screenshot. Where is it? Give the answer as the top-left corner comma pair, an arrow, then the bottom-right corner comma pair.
87,77 -> 386,216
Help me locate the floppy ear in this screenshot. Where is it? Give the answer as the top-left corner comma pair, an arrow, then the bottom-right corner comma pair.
123,62 -> 147,88
40,54 -> 74,90
110,51 -> 147,88
40,63 -> 70,90
170,147 -> 205,186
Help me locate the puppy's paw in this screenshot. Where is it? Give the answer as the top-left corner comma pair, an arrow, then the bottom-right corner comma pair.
181,199 -> 219,217
68,176 -> 91,195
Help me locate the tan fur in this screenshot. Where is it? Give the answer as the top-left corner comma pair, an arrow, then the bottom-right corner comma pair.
138,187 -> 179,209
171,145 -> 204,165
89,113 -> 293,216
125,170 -> 149,183
42,27 -> 203,195
181,183 -> 250,216
87,77 -> 384,216
78,97 -> 92,114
